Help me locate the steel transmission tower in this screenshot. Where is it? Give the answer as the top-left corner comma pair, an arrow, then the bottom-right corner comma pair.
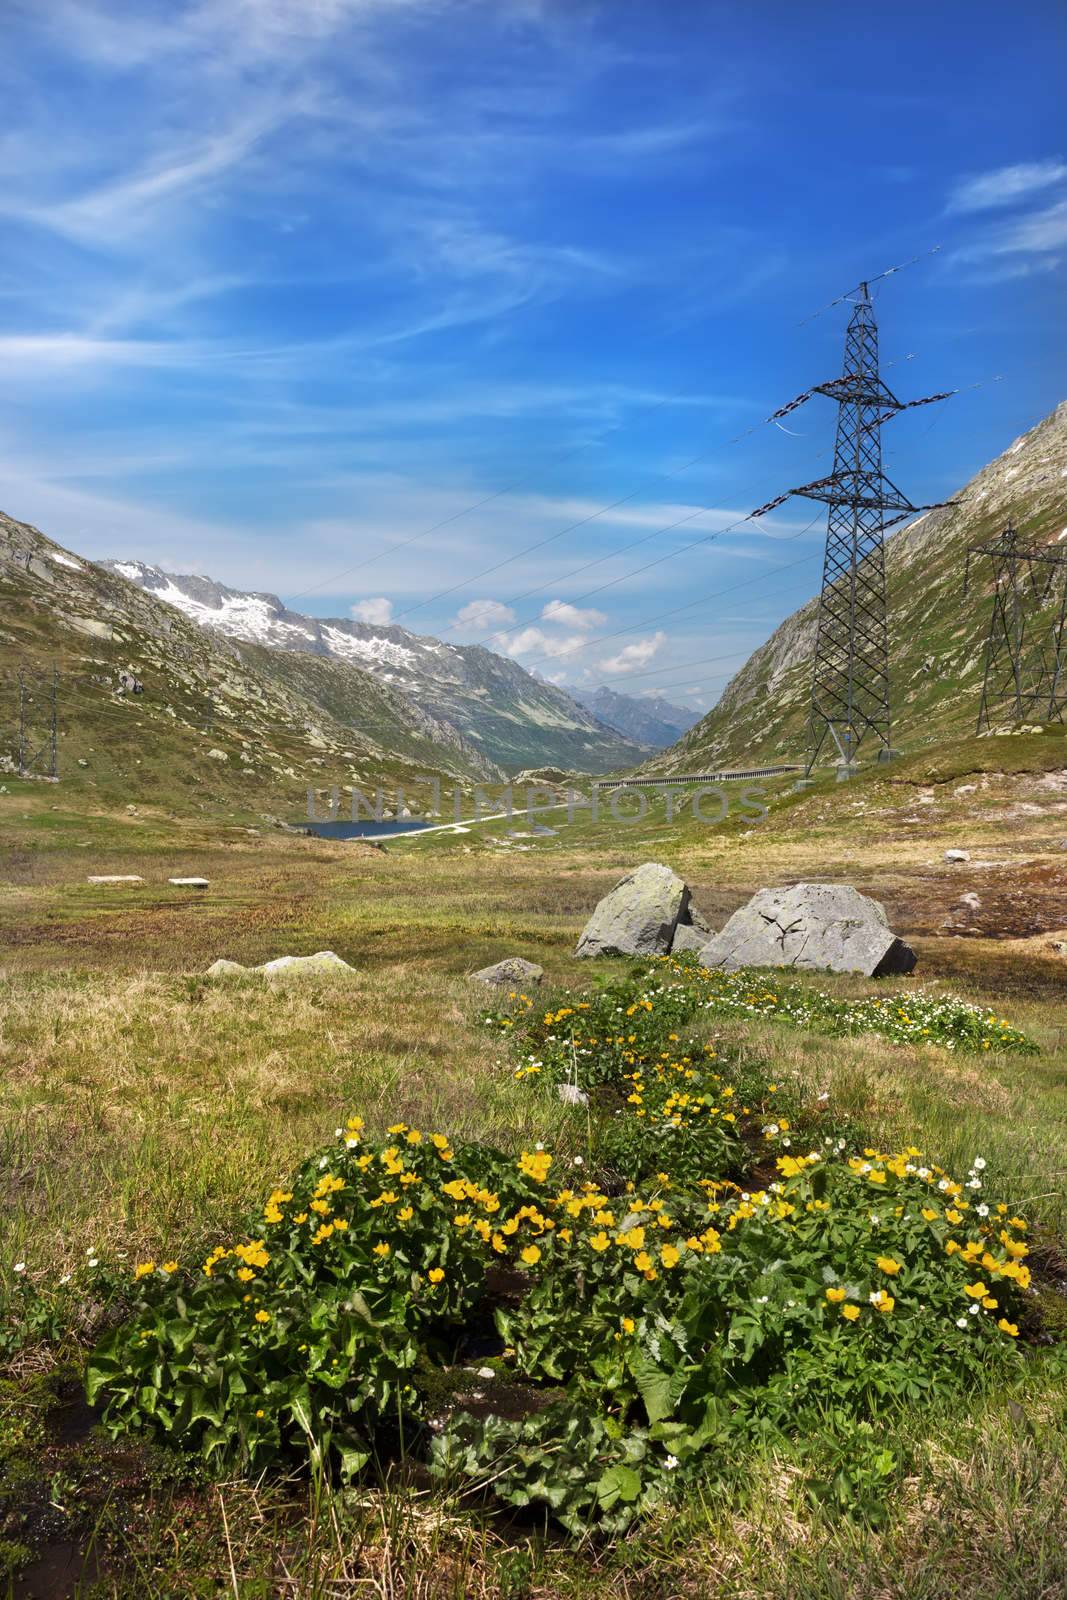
754,280 -> 952,775
16,665 -> 59,779
964,524 -> 1067,733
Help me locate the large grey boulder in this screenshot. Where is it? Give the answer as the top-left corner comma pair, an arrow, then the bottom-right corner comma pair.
575,862 -> 690,959
469,957 -> 545,988
699,883 -> 916,977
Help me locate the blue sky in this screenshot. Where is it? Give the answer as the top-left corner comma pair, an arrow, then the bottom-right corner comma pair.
3,0 -> 1065,709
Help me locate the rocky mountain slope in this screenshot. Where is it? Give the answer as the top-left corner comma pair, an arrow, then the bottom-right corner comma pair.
564,683 -> 700,748
0,511 -> 502,817
642,400 -> 1067,774
103,562 -> 649,775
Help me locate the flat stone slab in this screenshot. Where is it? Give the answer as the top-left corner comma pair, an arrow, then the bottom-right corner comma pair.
700,882 -> 916,977
259,951 -> 355,978
575,862 -> 688,958
87,875 -> 144,884
470,957 -> 545,987
205,951 -> 355,979
169,877 -> 210,887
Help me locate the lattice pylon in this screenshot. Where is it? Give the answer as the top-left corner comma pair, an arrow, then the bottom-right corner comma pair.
745,280 -> 954,774
805,287 -> 898,771
965,524 -> 1067,733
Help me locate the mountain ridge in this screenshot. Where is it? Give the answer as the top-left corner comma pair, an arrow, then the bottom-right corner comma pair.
102,560 -> 650,775
563,682 -> 701,748
0,510 -> 503,815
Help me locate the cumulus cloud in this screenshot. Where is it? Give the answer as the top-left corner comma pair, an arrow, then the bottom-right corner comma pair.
948,159 -> 1067,214
540,598 -> 606,630
350,596 -> 394,625
492,625 -> 588,659
452,597 -> 516,630
599,632 -> 666,673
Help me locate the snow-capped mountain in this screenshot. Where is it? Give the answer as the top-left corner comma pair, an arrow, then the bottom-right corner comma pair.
101,563 -> 649,774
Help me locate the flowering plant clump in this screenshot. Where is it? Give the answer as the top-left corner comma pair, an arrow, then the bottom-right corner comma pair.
86,1118 -> 526,1477
87,965 -> 1039,1536
659,957 -> 1038,1054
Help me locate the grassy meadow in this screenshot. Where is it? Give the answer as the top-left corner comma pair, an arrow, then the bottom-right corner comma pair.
0,733 -> 1065,1598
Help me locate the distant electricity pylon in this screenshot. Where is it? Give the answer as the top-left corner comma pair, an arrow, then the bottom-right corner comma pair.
17,664 -> 58,779
964,523 -> 1067,733
754,278 -> 953,774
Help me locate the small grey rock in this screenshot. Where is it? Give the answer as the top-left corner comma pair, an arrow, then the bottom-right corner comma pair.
944,849 -> 970,863
959,892 -> 981,910
205,958 -> 249,977
470,957 -> 545,987
87,874 -> 143,884
168,876 -> 210,887
671,921 -> 711,956
557,1082 -> 588,1106
671,899 -> 713,955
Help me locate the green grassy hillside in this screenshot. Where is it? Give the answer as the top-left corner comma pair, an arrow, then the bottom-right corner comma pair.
643,400 -> 1067,774
0,511 -> 498,822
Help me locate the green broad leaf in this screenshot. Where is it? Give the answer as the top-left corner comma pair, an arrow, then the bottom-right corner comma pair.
628,1353 -> 674,1425
164,1318 -> 196,1355
185,1387 -> 224,1427
337,1442 -> 371,1481
596,1463 -> 641,1508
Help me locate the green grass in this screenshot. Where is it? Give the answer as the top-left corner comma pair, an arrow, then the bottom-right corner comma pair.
0,743 -> 1065,1596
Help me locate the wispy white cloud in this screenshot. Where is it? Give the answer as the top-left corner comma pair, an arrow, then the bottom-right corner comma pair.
947,159 -> 1067,214
949,196 -> 1067,280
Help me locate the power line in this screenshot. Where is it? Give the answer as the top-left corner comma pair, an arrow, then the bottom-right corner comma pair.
284,383 -> 736,607
284,275 -> 889,611
517,551 -> 817,676
486,507 -> 823,678
574,647 -> 755,686
797,245 -> 942,327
